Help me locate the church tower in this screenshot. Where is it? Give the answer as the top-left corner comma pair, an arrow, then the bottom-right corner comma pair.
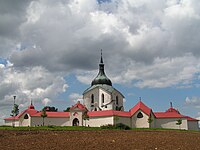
83,51 -> 124,111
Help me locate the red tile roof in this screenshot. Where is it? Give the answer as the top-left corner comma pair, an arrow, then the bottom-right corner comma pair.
4,105 -> 38,120
4,101 -> 198,123
70,101 -> 87,111
165,107 -> 180,113
31,112 -> 70,117
154,112 -> 185,118
4,116 -> 19,121
154,107 -> 199,121
184,116 -> 199,121
129,101 -> 152,116
88,110 -> 130,117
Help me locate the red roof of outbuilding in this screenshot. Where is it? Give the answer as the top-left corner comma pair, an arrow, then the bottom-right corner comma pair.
154,106 -> 199,121
4,104 -> 38,120
32,112 -> 70,117
184,116 -> 199,121
165,107 -> 180,113
88,110 -> 130,117
154,112 -> 185,118
4,116 -> 19,121
129,101 -> 152,116
70,101 -> 87,111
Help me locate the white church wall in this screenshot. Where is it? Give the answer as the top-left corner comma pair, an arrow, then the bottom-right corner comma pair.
187,121 -> 199,131
131,110 -> 150,128
19,113 -> 31,126
99,88 -> 112,110
115,116 -> 131,127
83,87 -> 99,111
88,116 -> 113,127
31,117 -> 70,126
112,90 -> 124,110
149,112 -> 156,128
4,120 -> 18,126
155,118 -> 188,130
70,109 -> 84,126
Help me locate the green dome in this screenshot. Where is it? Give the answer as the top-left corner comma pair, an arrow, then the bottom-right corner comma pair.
91,52 -> 112,86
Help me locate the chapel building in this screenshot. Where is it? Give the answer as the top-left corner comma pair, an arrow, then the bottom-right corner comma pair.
4,53 -> 200,130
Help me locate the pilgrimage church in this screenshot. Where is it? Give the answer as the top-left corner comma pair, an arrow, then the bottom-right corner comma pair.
4,53 -> 199,130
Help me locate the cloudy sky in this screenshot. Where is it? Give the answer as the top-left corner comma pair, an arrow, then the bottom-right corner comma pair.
1,0 -> 200,124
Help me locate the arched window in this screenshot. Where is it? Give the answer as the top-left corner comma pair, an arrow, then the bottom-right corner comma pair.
102,94 -> 104,103
94,108 -> 97,111
91,94 -> 94,103
116,96 -> 119,105
137,112 -> 143,118
24,114 -> 29,119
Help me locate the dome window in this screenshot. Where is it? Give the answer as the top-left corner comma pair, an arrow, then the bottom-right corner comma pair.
102,94 -> 104,103
91,94 -> 94,104
116,96 -> 119,105
137,112 -> 143,118
24,114 -> 29,119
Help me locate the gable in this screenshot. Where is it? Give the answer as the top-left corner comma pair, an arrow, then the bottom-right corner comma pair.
129,101 -> 152,117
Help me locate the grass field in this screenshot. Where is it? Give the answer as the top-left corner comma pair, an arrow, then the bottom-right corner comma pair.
0,125 -> 199,132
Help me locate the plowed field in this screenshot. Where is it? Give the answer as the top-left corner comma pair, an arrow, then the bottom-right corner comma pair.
0,130 -> 200,150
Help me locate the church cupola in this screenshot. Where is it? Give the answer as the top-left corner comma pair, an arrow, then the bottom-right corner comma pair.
28,101 -> 35,109
91,50 -> 112,86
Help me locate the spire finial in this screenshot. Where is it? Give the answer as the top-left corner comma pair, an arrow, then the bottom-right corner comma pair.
31,99 -> 33,105
139,97 -> 142,101
100,49 -> 103,63
170,102 -> 173,108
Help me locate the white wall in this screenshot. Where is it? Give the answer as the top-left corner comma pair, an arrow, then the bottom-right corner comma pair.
87,116 -> 113,127
83,87 -> 99,111
115,116 -> 130,127
99,88 -> 112,110
131,110 -> 150,128
19,113 -> 31,126
83,86 -> 124,111
187,121 -> 199,131
70,109 -> 85,126
155,118 -> 188,130
31,117 -> 70,126
112,90 -> 124,111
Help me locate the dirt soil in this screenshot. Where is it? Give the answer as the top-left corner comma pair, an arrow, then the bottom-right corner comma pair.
0,130 -> 200,150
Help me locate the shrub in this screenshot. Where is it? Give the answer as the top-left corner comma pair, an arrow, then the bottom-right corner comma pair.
100,123 -> 131,130
100,124 -> 116,129
116,123 -> 131,130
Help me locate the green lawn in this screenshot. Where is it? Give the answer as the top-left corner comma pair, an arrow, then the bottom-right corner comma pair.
0,125 -> 100,131
0,125 -> 199,132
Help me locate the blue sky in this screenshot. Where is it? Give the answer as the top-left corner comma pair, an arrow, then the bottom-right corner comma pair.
0,0 -> 200,124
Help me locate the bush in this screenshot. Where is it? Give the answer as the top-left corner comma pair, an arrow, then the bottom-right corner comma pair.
100,124 -> 116,129
100,123 -> 131,130
116,123 -> 131,130
47,125 -> 55,128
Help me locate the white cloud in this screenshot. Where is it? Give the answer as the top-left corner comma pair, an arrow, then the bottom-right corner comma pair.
68,93 -> 83,103
0,65 -> 67,124
185,96 -> 200,108
1,0 -> 200,123
42,98 -> 51,106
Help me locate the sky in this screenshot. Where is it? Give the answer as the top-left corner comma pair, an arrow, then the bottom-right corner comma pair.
0,0 -> 200,125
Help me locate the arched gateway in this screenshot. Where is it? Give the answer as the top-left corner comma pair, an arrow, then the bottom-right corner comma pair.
72,118 -> 79,126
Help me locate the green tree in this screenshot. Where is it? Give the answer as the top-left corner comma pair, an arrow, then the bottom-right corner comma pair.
41,108 -> 47,126
43,106 -> 58,112
147,116 -> 153,128
64,107 -> 71,112
83,112 -> 89,127
10,104 -> 19,127
176,119 -> 182,129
